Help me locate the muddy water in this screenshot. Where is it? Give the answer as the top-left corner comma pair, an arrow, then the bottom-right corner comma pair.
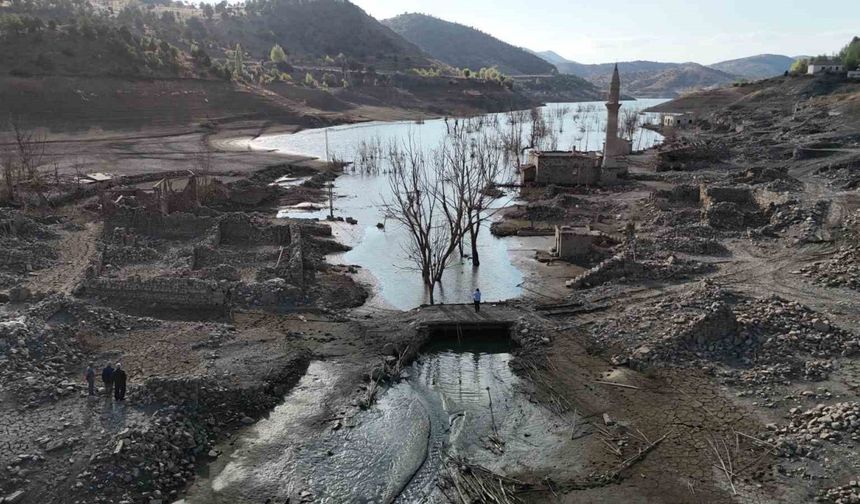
254,100 -> 667,310
185,338 -> 582,503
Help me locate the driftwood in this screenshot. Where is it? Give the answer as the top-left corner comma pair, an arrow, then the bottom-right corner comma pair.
614,431 -> 671,475
443,456 -> 532,504
593,380 -> 640,390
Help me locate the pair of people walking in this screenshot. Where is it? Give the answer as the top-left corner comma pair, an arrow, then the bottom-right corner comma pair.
87,362 -> 127,401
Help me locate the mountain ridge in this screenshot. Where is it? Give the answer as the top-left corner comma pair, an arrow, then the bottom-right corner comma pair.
529,51 -> 800,97
383,13 -> 556,76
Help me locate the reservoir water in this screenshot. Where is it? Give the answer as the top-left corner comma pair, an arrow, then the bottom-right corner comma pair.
253,99 -> 666,310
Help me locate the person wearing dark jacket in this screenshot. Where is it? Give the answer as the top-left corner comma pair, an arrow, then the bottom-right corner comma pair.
102,363 -> 115,397
113,363 -> 127,401
84,364 -> 96,396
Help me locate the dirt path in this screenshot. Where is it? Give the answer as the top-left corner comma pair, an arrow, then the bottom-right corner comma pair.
26,222 -> 101,294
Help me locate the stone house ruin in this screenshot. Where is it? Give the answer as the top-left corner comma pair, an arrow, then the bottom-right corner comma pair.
808,60 -> 845,75
554,226 -> 600,261
662,113 -> 695,129
520,150 -> 602,185
103,171 -> 228,216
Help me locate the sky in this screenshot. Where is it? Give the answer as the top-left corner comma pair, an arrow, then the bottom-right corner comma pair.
350,0 -> 857,64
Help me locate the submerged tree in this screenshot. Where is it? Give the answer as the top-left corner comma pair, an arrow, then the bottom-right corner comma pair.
442,129 -> 505,267
381,137 -> 463,305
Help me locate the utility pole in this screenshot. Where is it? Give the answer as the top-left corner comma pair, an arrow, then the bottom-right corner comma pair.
325,129 -> 330,162
327,181 -> 334,219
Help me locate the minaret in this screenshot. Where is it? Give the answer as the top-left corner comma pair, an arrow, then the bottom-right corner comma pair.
604,63 -> 621,161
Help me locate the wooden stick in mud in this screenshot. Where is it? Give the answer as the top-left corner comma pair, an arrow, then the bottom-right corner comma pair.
593,380 -> 640,390
275,246 -> 284,268
707,435 -> 737,495
615,431 -> 670,473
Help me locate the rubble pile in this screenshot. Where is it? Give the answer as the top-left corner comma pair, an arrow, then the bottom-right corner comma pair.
234,278 -> 304,308
84,407 -> 212,504
0,315 -> 83,404
799,210 -> 860,289
732,166 -> 803,192
816,153 -> 860,190
0,210 -> 60,286
567,251 -> 714,290
817,480 -> 860,503
591,286 -> 856,383
0,295 -> 157,405
77,353 -> 309,504
801,247 -> 860,290
767,403 -> 860,460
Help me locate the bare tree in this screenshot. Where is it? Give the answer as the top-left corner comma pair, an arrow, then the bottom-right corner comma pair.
1,118 -> 48,204
194,137 -> 214,175
381,136 -> 463,304
620,107 -> 641,142
12,118 -> 46,184
497,109 -> 527,167
0,151 -> 15,202
442,129 -> 505,267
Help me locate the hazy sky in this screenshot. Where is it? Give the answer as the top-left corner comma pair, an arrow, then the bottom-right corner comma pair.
351,0 -> 856,64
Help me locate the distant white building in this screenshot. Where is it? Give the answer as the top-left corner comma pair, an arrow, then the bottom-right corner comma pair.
808,61 -> 844,75
663,113 -> 694,128
848,70 -> 860,80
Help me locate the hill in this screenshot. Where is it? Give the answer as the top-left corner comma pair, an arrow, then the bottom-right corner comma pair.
0,0 -> 431,80
708,54 -> 795,79
532,53 -> 738,97
0,0 -> 541,133
588,63 -> 737,98
205,0 -> 430,68
531,50 -> 569,66
383,13 -> 556,76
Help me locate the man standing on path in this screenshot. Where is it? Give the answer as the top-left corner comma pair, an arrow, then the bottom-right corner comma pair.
102,363 -> 115,397
473,288 -> 481,313
84,364 -> 96,396
113,363 -> 127,402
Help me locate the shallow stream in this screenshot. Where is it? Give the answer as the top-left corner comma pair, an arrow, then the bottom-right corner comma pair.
185,334 -> 582,503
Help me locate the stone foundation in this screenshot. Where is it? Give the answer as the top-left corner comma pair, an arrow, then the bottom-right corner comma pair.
83,277 -> 226,309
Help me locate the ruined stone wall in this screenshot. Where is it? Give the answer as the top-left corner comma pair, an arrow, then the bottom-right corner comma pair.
753,188 -> 792,209
654,184 -> 701,204
217,213 -> 291,246
700,185 -> 754,210
105,208 -> 217,240
0,248 -> 35,271
83,277 -> 226,308
566,254 -> 643,289
555,227 -> 595,261
535,156 -> 600,186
